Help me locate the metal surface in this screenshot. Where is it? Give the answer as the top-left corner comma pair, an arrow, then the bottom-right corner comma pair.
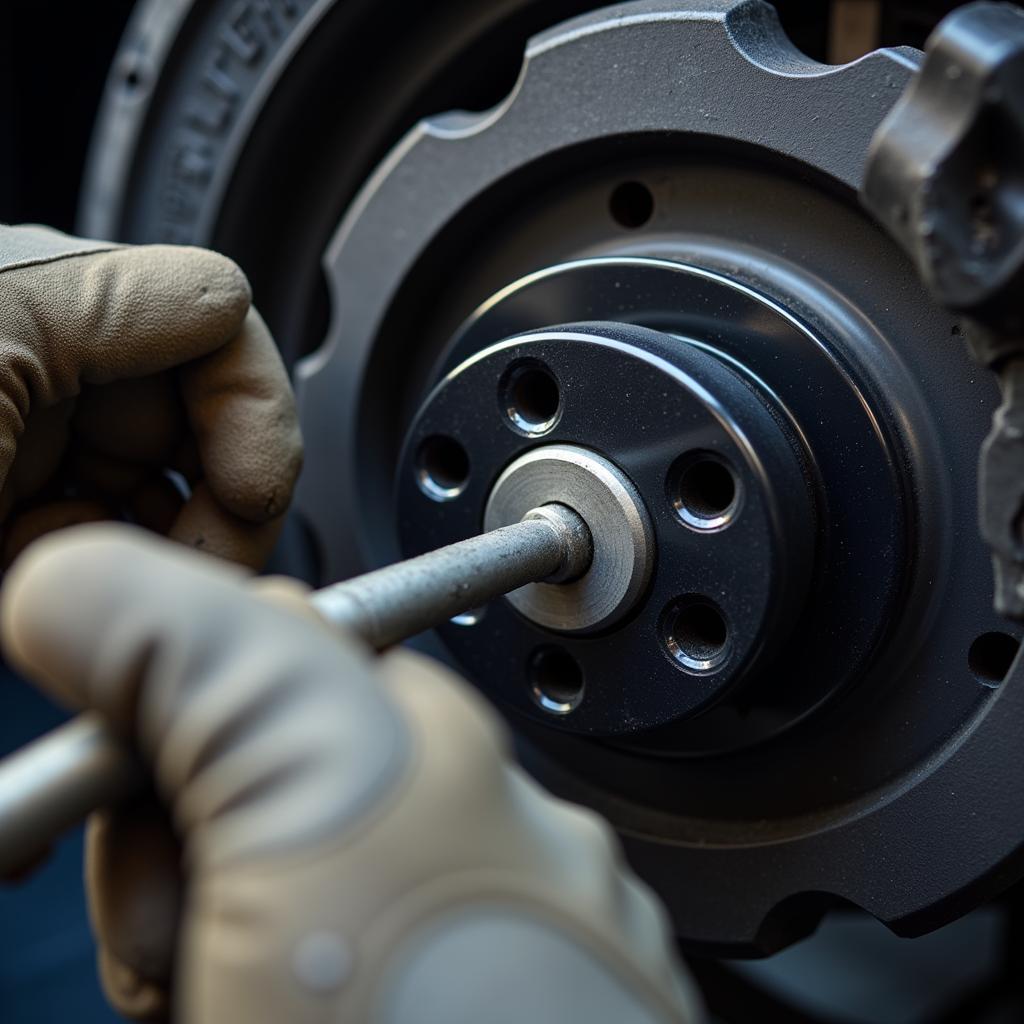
289,0 -> 1024,954
863,1 -> 1024,621
0,508 -> 591,878
862,2 -> 1024,337
313,504 -> 592,648
0,716 -> 141,877
399,322 -> 816,738
294,0 -> 923,584
55,0 -> 1024,970
484,446 -> 653,633
426,262 -> 914,749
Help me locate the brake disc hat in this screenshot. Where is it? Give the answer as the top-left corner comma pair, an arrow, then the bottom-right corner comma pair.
296,0 -> 928,579
294,1 -> 1024,956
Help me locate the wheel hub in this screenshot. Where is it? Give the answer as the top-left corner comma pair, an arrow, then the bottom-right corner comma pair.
294,0 -> 1024,954
399,313 -> 832,738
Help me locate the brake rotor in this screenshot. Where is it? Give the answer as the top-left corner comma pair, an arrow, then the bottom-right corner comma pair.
291,0 -> 1024,955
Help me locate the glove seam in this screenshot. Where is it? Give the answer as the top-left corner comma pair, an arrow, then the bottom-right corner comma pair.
0,247 -> 123,276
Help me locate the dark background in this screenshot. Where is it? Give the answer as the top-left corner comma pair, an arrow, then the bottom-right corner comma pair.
0,2 -> 135,232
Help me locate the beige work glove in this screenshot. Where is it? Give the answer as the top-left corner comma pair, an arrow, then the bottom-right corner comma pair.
2,524 -> 703,1024
0,224 -> 302,568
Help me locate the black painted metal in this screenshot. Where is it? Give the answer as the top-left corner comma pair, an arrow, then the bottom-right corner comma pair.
292,0 -> 1024,953
398,321 -> 816,737
431,259 -> 918,753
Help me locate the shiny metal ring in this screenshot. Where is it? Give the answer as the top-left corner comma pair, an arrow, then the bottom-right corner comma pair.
484,445 -> 654,633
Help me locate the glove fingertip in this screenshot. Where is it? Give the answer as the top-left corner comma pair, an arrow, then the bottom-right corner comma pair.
170,483 -> 285,569
203,415 -> 303,522
183,308 -> 303,524
97,245 -> 253,368
0,524 -> 88,673
141,244 -> 251,307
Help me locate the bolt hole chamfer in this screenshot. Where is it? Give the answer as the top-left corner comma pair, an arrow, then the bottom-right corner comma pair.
661,599 -> 731,673
969,631 -> 1020,686
415,435 -> 470,501
500,359 -> 562,436
667,451 -> 741,531
529,645 -> 584,714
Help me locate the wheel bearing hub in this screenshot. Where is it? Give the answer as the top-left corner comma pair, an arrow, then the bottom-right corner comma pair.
295,0 -> 1024,955
398,318 -> 827,737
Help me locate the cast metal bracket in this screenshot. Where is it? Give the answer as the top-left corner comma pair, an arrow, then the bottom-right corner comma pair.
863,1 -> 1024,618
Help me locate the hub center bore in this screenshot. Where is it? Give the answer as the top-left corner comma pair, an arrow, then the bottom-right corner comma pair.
484,445 -> 654,634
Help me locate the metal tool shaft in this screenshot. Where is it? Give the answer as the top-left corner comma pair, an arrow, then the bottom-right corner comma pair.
312,510 -> 583,648
0,507 -> 590,877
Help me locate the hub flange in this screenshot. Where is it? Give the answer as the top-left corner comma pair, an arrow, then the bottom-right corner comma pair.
296,0 -> 1024,955
398,321 -> 823,736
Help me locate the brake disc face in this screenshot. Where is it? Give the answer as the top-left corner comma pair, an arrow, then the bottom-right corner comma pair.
296,1 -> 1024,953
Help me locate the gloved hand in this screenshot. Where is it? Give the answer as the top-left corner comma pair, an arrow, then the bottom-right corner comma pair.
1,524 -> 703,1024
0,225 -> 302,568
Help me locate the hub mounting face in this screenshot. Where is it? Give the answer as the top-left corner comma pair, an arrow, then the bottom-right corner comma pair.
398,319 -> 819,738
295,1 -> 1024,954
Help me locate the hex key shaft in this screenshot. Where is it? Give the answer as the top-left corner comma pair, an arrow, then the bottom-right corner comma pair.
0,506 -> 591,877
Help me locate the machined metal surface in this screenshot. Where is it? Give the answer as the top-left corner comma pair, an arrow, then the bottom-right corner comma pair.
0,510 -> 592,877
293,0 -> 924,584
484,446 -> 653,633
291,0 -> 1024,954
398,323 -> 816,738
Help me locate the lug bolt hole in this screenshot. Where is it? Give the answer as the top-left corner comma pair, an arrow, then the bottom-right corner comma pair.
969,631 -> 1020,686
415,435 -> 469,501
662,601 -> 730,672
667,452 -> 739,530
500,360 -> 561,436
609,181 -> 654,229
529,646 -> 584,714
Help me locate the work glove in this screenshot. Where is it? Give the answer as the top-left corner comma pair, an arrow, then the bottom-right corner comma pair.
1,524 -> 703,1024
0,225 -> 302,568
